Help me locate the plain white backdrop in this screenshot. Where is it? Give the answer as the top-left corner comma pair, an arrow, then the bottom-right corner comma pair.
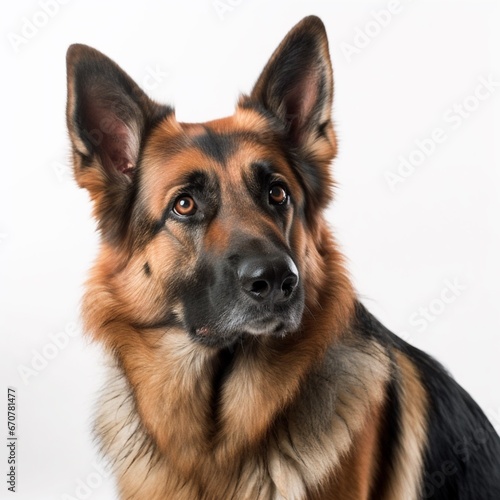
1,1 -> 499,498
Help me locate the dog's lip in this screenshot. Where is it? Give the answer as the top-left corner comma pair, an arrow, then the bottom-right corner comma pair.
243,317 -> 286,335
194,316 -> 286,338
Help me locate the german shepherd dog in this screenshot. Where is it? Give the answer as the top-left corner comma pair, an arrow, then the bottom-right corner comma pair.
66,16 -> 500,500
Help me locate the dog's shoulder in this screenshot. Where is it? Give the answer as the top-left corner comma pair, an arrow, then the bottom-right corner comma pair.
354,302 -> 500,499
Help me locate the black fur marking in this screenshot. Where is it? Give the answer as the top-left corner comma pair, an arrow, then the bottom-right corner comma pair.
210,345 -> 235,433
371,366 -> 403,498
317,120 -> 329,138
181,170 -> 213,191
143,262 -> 151,276
244,161 -> 273,200
191,128 -> 236,165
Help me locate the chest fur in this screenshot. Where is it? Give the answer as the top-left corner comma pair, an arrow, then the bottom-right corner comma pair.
94,339 -> 389,499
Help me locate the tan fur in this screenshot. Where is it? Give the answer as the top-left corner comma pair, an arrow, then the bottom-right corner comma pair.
383,352 -> 429,500
310,401 -> 385,500
94,332 -> 390,499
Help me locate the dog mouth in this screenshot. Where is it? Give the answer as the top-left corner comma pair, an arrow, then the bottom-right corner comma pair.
194,317 -> 285,337
192,314 -> 294,348
242,317 -> 287,335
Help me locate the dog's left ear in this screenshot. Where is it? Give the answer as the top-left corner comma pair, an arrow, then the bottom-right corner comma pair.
245,16 -> 336,210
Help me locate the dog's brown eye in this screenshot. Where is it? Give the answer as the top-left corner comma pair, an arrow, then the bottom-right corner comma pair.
173,196 -> 197,216
269,184 -> 288,205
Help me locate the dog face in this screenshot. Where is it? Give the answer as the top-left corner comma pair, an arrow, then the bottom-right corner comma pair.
66,17 -> 337,349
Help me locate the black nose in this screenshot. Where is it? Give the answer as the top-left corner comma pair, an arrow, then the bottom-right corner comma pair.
238,255 -> 299,303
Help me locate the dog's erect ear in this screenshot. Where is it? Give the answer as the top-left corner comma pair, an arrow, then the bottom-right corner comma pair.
66,44 -> 171,242
245,16 -> 336,211
250,16 -> 334,147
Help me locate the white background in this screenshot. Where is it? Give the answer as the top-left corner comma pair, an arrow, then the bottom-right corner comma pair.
1,1 -> 499,498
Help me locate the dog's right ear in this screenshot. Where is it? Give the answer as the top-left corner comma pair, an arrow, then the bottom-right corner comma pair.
66,44 -> 171,242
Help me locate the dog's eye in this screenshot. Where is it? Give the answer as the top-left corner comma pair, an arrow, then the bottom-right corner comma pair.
173,195 -> 197,216
269,184 -> 288,205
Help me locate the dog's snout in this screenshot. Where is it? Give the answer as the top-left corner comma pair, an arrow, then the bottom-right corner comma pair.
238,255 -> 299,303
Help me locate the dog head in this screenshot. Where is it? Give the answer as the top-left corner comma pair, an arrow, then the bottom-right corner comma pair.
66,16 -> 339,349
